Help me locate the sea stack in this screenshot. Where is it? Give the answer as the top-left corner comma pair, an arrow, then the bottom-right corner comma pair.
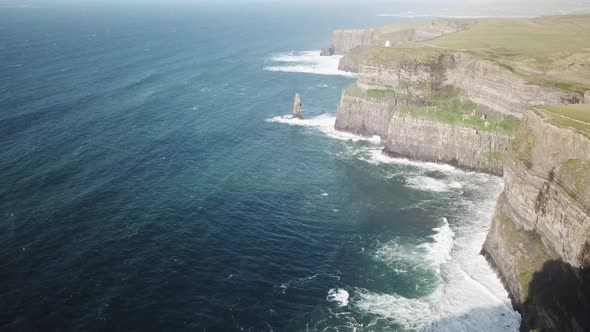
292,93 -> 303,119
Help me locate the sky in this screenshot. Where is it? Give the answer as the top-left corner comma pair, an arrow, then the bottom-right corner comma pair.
1,0 -> 589,16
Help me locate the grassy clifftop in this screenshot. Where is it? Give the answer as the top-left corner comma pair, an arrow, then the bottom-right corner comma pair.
366,15 -> 590,93
539,104 -> 590,134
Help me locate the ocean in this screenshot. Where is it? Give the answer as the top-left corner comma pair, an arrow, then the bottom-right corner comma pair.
0,3 -> 521,331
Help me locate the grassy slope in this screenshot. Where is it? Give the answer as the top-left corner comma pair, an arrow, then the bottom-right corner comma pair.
369,15 -> 590,93
400,95 -> 521,134
539,104 -> 590,134
376,21 -> 425,34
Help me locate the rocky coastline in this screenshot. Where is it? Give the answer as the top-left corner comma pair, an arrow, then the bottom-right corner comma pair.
325,16 -> 590,331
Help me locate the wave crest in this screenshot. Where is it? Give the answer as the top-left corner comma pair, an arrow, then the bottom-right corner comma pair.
264,51 -> 357,77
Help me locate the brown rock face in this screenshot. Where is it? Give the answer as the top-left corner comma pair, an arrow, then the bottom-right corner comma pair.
292,93 -> 303,119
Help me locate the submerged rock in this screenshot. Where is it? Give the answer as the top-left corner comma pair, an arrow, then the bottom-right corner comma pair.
292,93 -> 303,119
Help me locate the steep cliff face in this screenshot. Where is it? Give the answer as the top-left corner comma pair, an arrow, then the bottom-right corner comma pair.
330,17 -> 590,330
331,20 -> 464,72
448,54 -> 580,118
384,113 -> 513,175
334,92 -> 402,138
482,109 -> 590,331
329,29 -> 377,55
355,53 -> 579,117
336,52 -> 581,140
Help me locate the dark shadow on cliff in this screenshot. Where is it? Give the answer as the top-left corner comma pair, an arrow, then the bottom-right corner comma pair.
521,260 -> 590,332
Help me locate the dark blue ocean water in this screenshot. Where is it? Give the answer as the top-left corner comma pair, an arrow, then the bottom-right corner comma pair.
1,3 -> 520,331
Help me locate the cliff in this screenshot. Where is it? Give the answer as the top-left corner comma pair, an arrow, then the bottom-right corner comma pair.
325,29 -> 377,56
482,107 -> 590,331
328,15 -> 590,330
334,52 -> 581,173
334,85 -> 402,138
323,20 -> 464,68
334,15 -> 589,174
384,113 -> 514,175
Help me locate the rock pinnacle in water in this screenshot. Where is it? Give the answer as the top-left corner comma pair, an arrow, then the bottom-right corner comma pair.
292,93 -> 303,119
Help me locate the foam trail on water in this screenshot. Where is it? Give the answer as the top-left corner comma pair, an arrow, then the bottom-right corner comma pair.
266,114 -> 381,144
264,51 -> 357,77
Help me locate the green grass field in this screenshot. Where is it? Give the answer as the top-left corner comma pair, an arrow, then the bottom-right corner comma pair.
376,21 -> 425,34
343,85 -> 396,99
539,104 -> 590,134
370,15 -> 590,93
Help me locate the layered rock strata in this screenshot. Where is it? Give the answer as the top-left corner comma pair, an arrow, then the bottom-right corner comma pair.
323,20 -> 464,57
482,109 -> 590,331
334,52 -> 582,173
384,114 -> 513,175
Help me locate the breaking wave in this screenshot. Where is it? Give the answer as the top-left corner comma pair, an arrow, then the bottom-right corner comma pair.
265,114 -> 381,144
264,51 -> 357,77
419,218 -> 456,271
358,148 -> 460,174
405,176 -> 463,193
353,172 -> 520,331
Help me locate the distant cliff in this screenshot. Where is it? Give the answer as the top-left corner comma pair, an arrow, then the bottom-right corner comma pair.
482,107 -> 590,331
334,50 -> 581,173
323,29 -> 377,56
322,20 -> 464,70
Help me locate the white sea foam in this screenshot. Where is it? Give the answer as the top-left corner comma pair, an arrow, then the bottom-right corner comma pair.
264,51 -> 357,77
264,66 -> 517,328
327,288 -> 350,307
354,174 -> 521,331
360,148 -> 460,174
405,176 -> 455,193
419,218 -> 455,270
356,289 -> 432,330
265,114 -> 381,144
374,218 -> 454,277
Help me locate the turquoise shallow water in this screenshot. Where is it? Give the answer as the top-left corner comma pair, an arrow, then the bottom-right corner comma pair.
0,4 -> 520,331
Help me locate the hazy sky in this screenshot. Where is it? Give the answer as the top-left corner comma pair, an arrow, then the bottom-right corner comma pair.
2,0 -> 587,4
2,0 -> 589,15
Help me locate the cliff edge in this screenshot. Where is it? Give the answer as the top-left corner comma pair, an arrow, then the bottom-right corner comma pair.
482,106 -> 590,331
325,15 -> 590,331
334,15 -> 589,174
